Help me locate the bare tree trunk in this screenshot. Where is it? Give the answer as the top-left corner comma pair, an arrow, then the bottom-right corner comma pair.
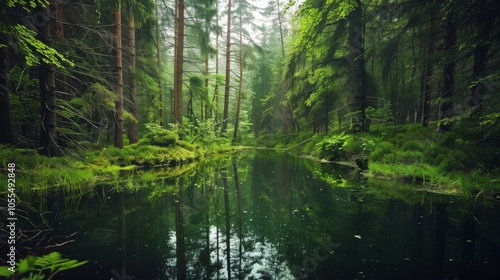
54,1 -> 68,97
438,16 -> 456,132
277,0 -> 292,136
213,1 -> 220,124
0,48 -> 15,144
204,58 -> 211,119
347,0 -> 366,132
114,1 -> 124,148
469,12 -> 495,113
232,11 -> 243,145
38,6 -> 58,156
127,0 -> 138,143
421,7 -> 437,127
221,0 -> 232,135
173,0 -> 185,125
155,0 -> 163,125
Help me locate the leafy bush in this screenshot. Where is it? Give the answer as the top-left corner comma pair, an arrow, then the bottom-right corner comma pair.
316,133 -> 348,161
401,139 -> 426,152
369,141 -> 394,162
439,150 -> 468,172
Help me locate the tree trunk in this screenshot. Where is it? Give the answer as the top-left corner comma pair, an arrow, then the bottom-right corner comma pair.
54,1 -> 68,97
155,0 -> 163,126
438,16 -> 456,132
213,1 -> 220,125
469,13 -> 495,111
421,7 -> 437,127
114,1 -> 124,148
38,6 -> 58,156
347,0 -> 366,132
221,0 -> 232,135
0,48 -> 15,144
277,0 -> 292,136
127,0 -> 138,143
232,11 -> 243,145
173,0 -> 185,125
204,58 -> 211,119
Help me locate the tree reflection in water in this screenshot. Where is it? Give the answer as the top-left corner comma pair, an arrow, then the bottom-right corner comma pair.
49,151 -> 500,279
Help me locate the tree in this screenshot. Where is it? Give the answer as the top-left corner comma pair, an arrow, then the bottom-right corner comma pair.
173,0 -> 185,125
438,5 -> 456,132
0,48 -> 15,144
468,0 -> 499,114
114,0 -> 124,148
347,0 -> 367,132
421,3 -> 437,127
276,0 -> 293,136
155,0 -> 164,126
37,4 -> 59,156
221,0 -> 232,135
126,0 -> 138,143
232,5 -> 244,145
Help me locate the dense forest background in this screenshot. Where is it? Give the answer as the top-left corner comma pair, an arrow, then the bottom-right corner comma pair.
1,0 -> 500,156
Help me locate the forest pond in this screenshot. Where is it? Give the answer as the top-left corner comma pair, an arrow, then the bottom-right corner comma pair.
44,151 -> 499,279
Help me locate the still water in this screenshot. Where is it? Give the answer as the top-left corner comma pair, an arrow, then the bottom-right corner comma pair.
45,151 -> 499,279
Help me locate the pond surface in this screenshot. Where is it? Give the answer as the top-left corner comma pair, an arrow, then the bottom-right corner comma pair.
43,151 -> 499,279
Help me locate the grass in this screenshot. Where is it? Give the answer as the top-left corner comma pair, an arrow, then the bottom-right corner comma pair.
262,123 -> 500,193
0,127 -> 247,193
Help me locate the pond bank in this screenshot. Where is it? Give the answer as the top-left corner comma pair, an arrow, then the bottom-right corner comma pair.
252,124 -> 500,195
0,129 -> 242,194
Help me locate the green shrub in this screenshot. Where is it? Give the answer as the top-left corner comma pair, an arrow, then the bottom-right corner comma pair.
396,150 -> 424,164
316,133 -> 348,161
439,150 -> 468,172
369,141 -> 394,162
401,139 -> 426,152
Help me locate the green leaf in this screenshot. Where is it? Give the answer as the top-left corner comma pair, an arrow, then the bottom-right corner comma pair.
18,256 -> 36,274
0,266 -> 15,276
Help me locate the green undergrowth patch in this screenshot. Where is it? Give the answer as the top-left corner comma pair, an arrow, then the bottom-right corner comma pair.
0,129 -> 204,193
269,123 -> 500,193
95,129 -> 201,167
0,146 -> 97,194
366,124 -> 500,192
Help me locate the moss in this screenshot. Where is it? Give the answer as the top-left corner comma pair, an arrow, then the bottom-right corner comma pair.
138,129 -> 178,147
267,123 -> 499,193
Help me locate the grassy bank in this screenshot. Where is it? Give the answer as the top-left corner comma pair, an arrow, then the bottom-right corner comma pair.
255,124 -> 500,194
0,129 -> 241,194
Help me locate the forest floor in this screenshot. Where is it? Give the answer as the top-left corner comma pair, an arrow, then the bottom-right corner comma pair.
0,129 -> 241,194
252,123 -> 500,195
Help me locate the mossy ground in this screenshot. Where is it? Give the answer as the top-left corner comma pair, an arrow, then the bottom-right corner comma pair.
255,124 -> 500,193
0,128 -> 239,193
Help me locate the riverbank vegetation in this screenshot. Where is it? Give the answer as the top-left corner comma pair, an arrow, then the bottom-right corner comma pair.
256,123 -> 500,194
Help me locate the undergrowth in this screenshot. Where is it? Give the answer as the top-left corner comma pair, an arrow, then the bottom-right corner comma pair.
262,123 -> 500,193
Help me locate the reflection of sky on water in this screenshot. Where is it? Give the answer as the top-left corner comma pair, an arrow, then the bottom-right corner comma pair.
164,225 -> 294,279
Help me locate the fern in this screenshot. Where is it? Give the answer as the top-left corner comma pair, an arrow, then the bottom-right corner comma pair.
0,252 -> 87,280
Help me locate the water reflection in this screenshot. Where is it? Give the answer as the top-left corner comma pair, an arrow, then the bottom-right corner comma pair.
46,151 -> 500,279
